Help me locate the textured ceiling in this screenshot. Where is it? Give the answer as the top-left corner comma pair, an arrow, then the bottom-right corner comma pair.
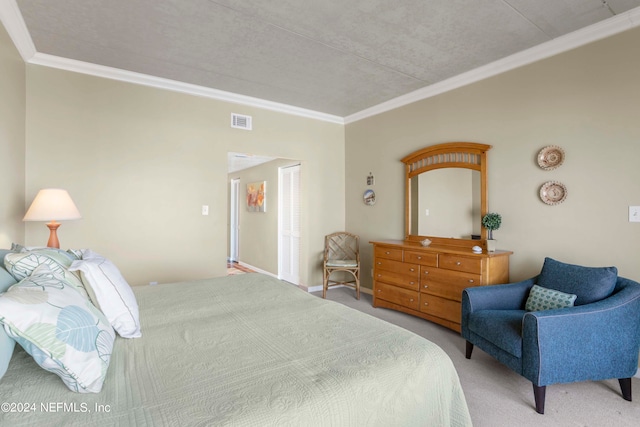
12,0 -> 640,117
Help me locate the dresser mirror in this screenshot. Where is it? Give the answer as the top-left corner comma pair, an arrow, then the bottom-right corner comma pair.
403,142 -> 491,245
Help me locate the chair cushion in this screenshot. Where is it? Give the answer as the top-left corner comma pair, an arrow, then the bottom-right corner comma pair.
525,284 -> 577,312
326,259 -> 358,268
538,257 -> 617,305
467,309 -> 525,358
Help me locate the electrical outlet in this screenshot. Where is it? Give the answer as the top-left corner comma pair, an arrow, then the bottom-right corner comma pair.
202,205 -> 209,215
630,206 -> 640,222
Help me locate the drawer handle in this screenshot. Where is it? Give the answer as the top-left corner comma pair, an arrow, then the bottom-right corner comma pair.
377,274 -> 382,278
377,289 -> 381,292
377,262 -> 382,265
385,251 -> 390,255
409,268 -> 415,272
409,298 -> 414,302
424,271 -> 429,275
423,285 -> 428,289
424,302 -> 429,306
456,261 -> 462,266
417,256 -> 422,260
468,279 -> 474,283
409,281 -> 415,285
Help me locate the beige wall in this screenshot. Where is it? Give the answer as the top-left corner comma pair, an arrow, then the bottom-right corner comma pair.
0,23 -> 25,248
24,66 -> 345,286
228,158 -> 301,275
346,26 -> 640,288
9,23 -> 640,290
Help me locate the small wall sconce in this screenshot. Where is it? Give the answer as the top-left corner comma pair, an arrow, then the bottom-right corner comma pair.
367,172 -> 374,186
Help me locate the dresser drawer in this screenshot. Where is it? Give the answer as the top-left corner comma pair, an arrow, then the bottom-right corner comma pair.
420,282 -> 470,301
375,282 -> 419,311
404,251 -> 438,267
375,246 -> 403,261
419,294 -> 462,324
421,267 -> 482,288
374,258 -> 420,277
439,254 -> 482,274
375,270 -> 419,291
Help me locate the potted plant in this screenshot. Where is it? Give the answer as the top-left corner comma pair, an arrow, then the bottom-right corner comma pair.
482,212 -> 502,252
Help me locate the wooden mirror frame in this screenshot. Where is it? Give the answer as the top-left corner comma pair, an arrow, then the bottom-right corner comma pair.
402,142 -> 492,249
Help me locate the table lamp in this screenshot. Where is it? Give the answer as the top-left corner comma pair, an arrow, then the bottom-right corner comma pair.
23,189 -> 82,249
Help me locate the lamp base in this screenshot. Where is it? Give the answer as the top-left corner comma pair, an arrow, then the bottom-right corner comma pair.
46,221 -> 61,249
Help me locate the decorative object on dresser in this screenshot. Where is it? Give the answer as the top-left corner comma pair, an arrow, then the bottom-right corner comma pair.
371,142 -> 512,332
23,188 -> 82,248
323,232 -> 361,299
481,212 -> 502,252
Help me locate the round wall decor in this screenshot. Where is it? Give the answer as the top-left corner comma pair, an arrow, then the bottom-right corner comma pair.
537,145 -> 565,170
363,189 -> 376,206
539,181 -> 567,205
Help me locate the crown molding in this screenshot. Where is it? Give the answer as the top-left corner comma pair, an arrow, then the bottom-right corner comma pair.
27,53 -> 344,124
344,6 -> 640,124
0,0 -> 35,61
2,0 -> 638,125
0,1 -> 343,124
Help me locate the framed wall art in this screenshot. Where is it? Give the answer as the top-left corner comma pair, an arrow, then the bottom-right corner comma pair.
246,181 -> 266,212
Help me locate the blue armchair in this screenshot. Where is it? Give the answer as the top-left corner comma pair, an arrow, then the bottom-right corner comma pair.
461,257 -> 640,414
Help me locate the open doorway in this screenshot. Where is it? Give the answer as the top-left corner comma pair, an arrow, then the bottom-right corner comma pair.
227,153 -> 300,282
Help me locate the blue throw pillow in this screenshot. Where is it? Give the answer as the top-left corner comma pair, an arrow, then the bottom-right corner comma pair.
0,249 -> 18,380
538,257 -> 617,305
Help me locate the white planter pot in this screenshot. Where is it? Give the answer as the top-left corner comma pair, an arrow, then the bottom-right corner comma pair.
487,239 -> 497,252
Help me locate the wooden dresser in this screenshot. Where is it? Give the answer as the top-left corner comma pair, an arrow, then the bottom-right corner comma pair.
371,240 -> 511,332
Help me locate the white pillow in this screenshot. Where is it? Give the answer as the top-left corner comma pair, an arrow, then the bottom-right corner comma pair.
69,250 -> 141,338
0,264 -> 115,393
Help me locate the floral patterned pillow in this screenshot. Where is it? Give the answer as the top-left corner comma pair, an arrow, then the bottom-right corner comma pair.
4,249 -> 89,300
0,264 -> 115,393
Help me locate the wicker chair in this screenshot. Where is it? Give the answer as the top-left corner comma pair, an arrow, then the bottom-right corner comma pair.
323,232 -> 360,299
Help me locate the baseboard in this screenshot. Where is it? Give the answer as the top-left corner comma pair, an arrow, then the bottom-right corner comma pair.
236,261 -> 277,279
234,263 -> 376,296
304,284 -> 373,295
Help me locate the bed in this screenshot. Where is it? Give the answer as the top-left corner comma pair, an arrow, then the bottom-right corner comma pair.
0,252 -> 471,426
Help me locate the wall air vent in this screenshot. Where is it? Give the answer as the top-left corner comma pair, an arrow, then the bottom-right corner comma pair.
231,113 -> 252,130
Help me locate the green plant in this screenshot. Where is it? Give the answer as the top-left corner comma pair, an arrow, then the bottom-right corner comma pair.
482,213 -> 502,240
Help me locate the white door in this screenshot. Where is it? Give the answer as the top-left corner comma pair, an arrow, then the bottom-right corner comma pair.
229,178 -> 240,263
278,164 -> 300,285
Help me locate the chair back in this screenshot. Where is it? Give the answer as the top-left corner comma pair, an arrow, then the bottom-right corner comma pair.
325,232 -> 359,262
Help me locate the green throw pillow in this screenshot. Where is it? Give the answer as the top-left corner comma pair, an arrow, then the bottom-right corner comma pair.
525,284 -> 577,312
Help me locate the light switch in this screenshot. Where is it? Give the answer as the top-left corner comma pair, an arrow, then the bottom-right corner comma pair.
425,209 -> 429,216
202,205 -> 209,216
630,206 -> 640,222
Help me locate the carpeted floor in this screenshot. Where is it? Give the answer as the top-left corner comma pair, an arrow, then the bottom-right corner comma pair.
314,287 -> 640,427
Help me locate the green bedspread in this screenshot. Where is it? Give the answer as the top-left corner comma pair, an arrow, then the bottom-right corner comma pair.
0,273 -> 471,426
